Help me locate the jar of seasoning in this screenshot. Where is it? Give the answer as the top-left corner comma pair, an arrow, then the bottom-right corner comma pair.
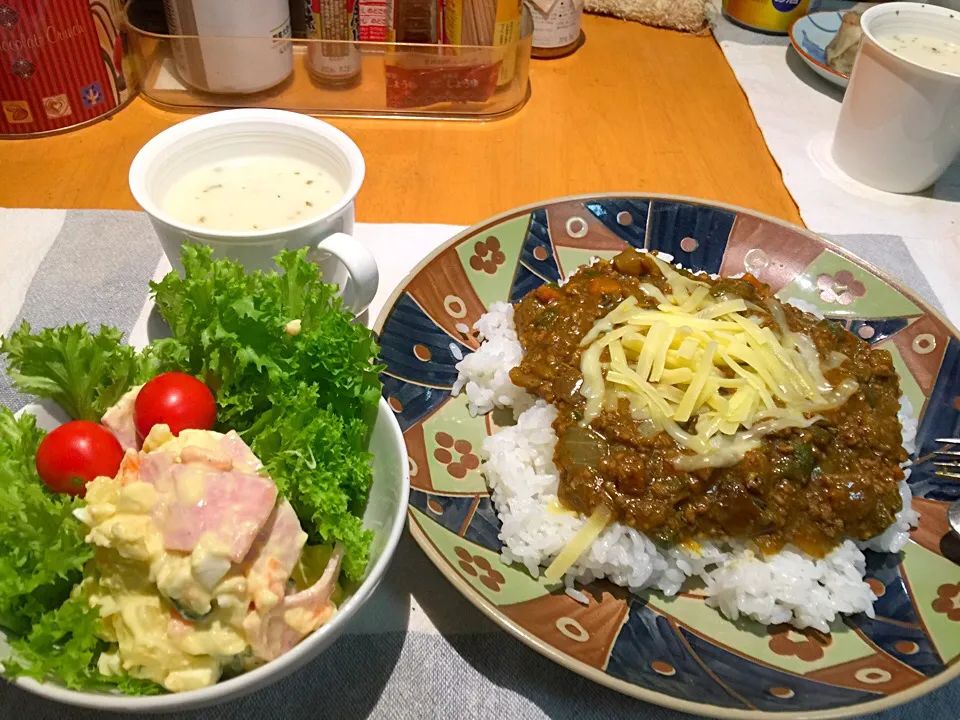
526,0 -> 584,58
305,0 -> 361,87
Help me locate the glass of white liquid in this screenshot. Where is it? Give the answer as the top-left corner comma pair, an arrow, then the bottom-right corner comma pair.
129,109 -> 378,314
832,2 -> 960,193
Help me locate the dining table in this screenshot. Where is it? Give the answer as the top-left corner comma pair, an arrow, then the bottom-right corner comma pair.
0,15 -> 801,226
4,10 -> 958,720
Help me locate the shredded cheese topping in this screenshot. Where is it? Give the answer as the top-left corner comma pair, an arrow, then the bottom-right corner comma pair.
544,505 -> 613,581
579,254 -> 855,470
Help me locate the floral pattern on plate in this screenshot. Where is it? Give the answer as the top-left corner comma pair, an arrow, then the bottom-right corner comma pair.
375,195 -> 960,717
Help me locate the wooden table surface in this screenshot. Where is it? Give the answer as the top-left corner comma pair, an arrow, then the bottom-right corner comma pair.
0,15 -> 801,228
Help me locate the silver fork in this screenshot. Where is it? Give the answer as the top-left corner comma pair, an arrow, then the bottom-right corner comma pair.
925,439 -> 960,537
928,438 -> 960,481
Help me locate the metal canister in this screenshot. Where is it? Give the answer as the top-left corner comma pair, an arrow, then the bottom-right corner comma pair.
0,0 -> 135,137
163,0 -> 293,95
722,0 -> 821,35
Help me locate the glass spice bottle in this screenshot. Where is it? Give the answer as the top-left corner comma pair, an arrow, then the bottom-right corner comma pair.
526,0 -> 584,59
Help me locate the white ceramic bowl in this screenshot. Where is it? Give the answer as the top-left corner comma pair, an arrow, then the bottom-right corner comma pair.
129,109 -> 379,315
4,397 -> 409,713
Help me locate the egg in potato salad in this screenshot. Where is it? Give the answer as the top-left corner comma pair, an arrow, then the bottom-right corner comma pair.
75,414 -> 343,693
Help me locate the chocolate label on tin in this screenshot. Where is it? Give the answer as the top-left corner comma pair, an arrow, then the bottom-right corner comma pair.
0,5 -> 19,31
0,0 -> 131,135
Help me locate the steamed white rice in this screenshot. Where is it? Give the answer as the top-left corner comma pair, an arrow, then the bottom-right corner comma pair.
455,302 -> 919,632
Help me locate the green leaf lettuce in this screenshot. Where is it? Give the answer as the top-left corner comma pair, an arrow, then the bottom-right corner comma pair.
151,244 -> 383,579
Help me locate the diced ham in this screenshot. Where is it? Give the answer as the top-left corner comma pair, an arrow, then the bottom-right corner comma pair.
102,384 -> 143,451
244,545 -> 343,662
243,500 -> 308,612
180,445 -> 233,471
138,451 -> 175,486
220,431 -> 263,474
144,461 -> 278,563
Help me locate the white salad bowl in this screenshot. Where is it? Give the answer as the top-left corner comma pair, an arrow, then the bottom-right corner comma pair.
2,397 -> 410,713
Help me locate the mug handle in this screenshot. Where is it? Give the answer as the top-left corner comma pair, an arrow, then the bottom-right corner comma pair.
314,232 -> 379,314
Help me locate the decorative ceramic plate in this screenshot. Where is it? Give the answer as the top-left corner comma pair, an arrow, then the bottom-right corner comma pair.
790,12 -> 849,89
373,195 -> 960,718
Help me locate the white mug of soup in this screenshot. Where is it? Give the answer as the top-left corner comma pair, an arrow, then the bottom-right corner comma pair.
129,109 -> 378,313
832,2 -> 960,193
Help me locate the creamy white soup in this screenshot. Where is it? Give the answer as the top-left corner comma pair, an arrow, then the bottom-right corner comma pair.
161,155 -> 344,232
878,33 -> 960,74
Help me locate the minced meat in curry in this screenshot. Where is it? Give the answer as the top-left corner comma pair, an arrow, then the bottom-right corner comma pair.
510,249 -> 906,557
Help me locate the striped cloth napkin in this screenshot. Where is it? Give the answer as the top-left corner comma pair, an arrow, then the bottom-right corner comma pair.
0,208 -> 955,719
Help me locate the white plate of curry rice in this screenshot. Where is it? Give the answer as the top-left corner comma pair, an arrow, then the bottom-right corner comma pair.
375,194 -> 960,719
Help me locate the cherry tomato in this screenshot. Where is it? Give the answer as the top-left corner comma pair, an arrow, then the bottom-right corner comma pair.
36,421 -> 124,497
134,372 -> 217,438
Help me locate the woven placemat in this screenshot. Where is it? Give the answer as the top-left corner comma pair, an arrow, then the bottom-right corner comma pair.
586,0 -> 707,32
